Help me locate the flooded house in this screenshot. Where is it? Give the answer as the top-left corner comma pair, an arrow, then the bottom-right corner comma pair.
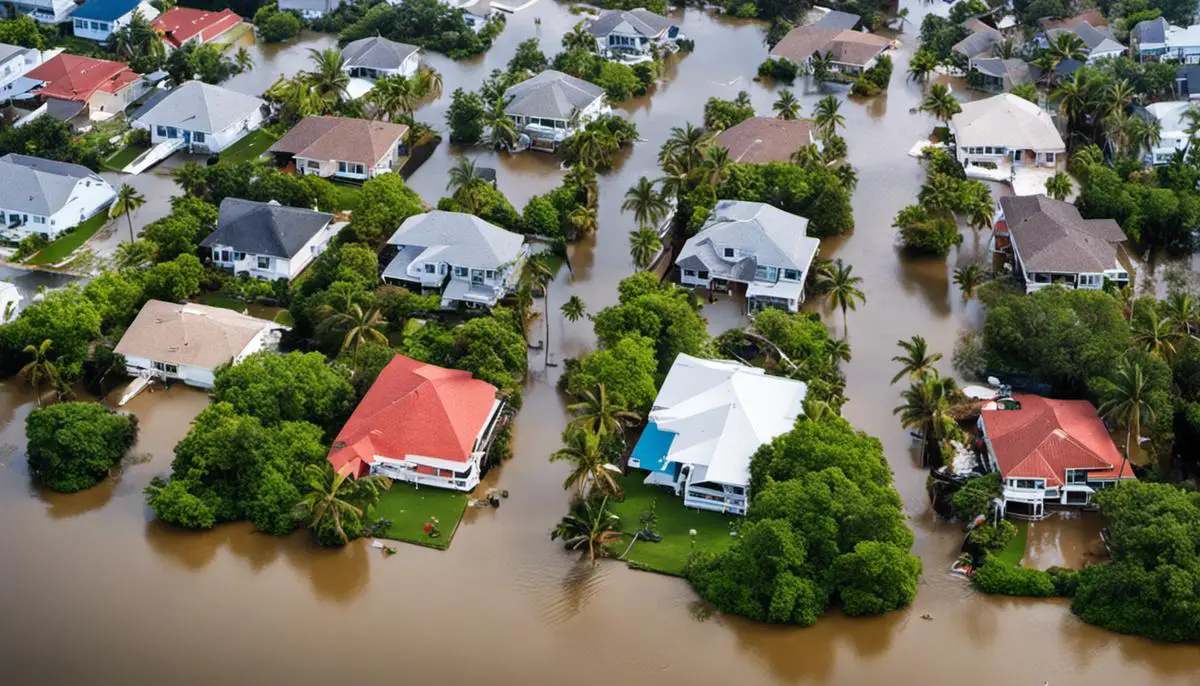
502,69 -> 610,151
584,8 -> 684,61
132,81 -> 267,155
1131,17 -> 1200,62
24,52 -> 147,124
151,7 -> 244,50
269,116 -> 410,180
200,198 -> 339,282
768,15 -> 891,78
950,93 -> 1066,170
0,43 -> 42,101
70,0 -> 159,42
0,154 -> 116,242
341,36 -> 421,82
327,354 -> 507,490
628,354 -> 808,516
1136,100 -> 1194,165
279,0 -> 347,20
712,117 -> 815,164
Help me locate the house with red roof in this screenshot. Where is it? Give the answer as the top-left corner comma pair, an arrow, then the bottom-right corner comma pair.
25,53 -> 146,122
152,7 -> 243,50
327,354 -> 506,491
979,393 -> 1136,519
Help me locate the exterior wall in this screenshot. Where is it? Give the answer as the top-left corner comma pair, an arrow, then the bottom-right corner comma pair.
72,4 -> 160,42
12,0 -> 77,23
209,222 -> 337,281
1,176 -> 116,240
122,353 -> 218,388
344,51 -> 420,80
388,243 -> 529,308
89,81 -> 143,117
0,50 -> 41,99
512,97 -> 612,146
143,106 -> 264,153
296,149 -> 399,181
1145,132 -> 1188,165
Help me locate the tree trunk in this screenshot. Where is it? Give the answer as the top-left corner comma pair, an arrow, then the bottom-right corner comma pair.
127,212 -> 135,244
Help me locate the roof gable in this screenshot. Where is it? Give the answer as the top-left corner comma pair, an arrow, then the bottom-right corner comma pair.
27,53 -> 139,102
269,116 -> 409,167
341,36 -> 420,71
999,194 -> 1125,273
0,153 -> 108,215
133,80 -> 265,133
202,198 -> 333,258
385,210 -> 525,268
678,200 -> 818,275
503,69 -> 606,119
714,117 -> 814,164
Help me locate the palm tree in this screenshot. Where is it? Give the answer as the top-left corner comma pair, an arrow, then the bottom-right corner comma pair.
894,373 -> 960,465
550,429 -> 622,497
810,51 -> 832,82
773,88 -> 801,120
329,303 -> 388,369
1044,172 -> 1073,201
368,74 -> 420,121
172,161 -> 208,197
305,47 -> 350,112
550,495 -> 621,566
622,177 -> 670,229
567,206 -> 598,238
629,226 -> 662,270
813,95 -> 845,139
953,264 -> 985,301
701,144 -> 732,185
1181,105 -> 1200,152
1105,109 -> 1137,156
907,50 -> 937,83
659,123 -> 710,176
20,339 -> 59,406
1052,73 -> 1089,132
234,46 -> 253,73
826,337 -> 852,365
1098,357 -> 1155,483
1166,291 -> 1199,336
1101,78 -> 1135,119
523,254 -> 554,367
1132,309 -> 1181,359
446,156 -> 486,211
818,258 -> 865,332
565,164 -> 598,208
562,22 -> 594,52
801,398 -> 833,422
891,335 -> 943,384
568,384 -> 640,437
415,66 -> 443,100
486,99 -> 520,150
561,295 -> 586,322
292,463 -> 392,545
1037,32 -> 1087,80
920,84 -> 961,123
109,183 -> 144,243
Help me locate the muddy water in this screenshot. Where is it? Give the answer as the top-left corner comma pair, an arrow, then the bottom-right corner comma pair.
4,4 -> 1200,685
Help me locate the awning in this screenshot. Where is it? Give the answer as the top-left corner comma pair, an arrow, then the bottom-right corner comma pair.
746,279 -> 804,302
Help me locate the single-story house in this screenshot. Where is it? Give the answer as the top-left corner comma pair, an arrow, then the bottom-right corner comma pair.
152,7 -> 243,49
341,35 -> 421,81
0,42 -> 44,101
201,198 -> 339,282
503,69 -> 611,151
769,25 -> 891,77
9,0 -> 78,24
628,353 -> 808,515
950,93 -> 1065,168
1042,22 -> 1125,64
0,281 -> 20,323
952,19 -> 1001,62
979,393 -> 1136,519
676,200 -> 819,313
968,57 -> 1036,92
113,299 -> 284,389
71,0 -> 159,42
445,0 -> 494,32
1131,17 -> 1200,63
382,210 -> 529,309
585,8 -> 684,59
327,354 -> 506,490
279,0 -> 346,19
269,116 -> 409,181
26,52 -> 145,121
1137,100 -> 1196,164
991,194 -> 1129,293
0,153 -> 115,241
132,80 -> 267,154
713,117 -> 814,164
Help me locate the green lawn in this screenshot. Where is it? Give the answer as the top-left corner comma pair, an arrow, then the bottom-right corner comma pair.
104,143 -> 149,172
219,129 -> 281,164
273,309 -> 295,326
198,292 -> 246,312
994,519 -> 1029,567
372,482 -> 469,551
608,473 -> 740,576
331,182 -> 363,212
26,212 -> 111,266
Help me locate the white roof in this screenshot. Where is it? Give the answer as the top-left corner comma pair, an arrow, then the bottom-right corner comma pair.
650,354 -> 807,488
384,210 -> 525,270
676,200 -> 819,282
951,93 -> 1065,152
1145,100 -> 1197,135
133,81 -> 265,134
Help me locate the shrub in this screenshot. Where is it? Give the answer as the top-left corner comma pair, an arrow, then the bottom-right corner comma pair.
259,10 -> 302,43
973,558 -> 1072,597
757,58 -> 797,83
25,402 -> 138,493
127,128 -> 151,147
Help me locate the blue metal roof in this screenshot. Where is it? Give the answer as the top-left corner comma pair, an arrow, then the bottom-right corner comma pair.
73,0 -> 145,21
630,422 -> 676,474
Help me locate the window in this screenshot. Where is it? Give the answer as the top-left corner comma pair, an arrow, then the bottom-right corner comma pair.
723,248 -> 735,258
219,250 -> 230,262
453,266 -> 468,277
683,269 -> 696,277
156,125 -> 167,137
783,269 -> 800,280
152,361 -> 179,374
32,216 -> 45,224
192,132 -> 205,143
257,256 -> 271,269
307,160 -> 320,169
233,252 -> 245,261
1011,479 -> 1044,490
1066,470 -> 1088,485
697,270 -> 709,280
424,263 -> 436,274
1045,152 -> 1056,163
754,265 -> 779,282
485,270 -> 496,280
338,161 -> 365,175
74,18 -> 86,30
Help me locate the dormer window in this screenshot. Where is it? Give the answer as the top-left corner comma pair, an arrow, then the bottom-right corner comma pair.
424,264 -> 436,273
723,247 -> 735,258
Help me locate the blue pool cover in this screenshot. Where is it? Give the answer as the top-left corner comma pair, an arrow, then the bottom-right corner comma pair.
630,421 -> 675,474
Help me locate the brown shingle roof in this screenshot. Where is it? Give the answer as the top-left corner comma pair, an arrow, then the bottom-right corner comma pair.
770,26 -> 841,63
1039,11 -> 1107,31
771,26 -> 890,67
1000,195 -> 1126,274
114,300 -> 277,370
714,117 -> 813,164
269,116 -> 409,168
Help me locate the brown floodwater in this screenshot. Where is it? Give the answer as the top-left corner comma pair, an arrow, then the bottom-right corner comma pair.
5,3 -> 1200,685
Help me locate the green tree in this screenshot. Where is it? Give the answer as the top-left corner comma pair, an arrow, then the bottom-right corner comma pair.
812,95 -> 845,140
628,227 -> 662,270
25,402 -> 137,493
110,183 -> 145,243
622,176 -> 670,229
551,495 -> 622,566
817,259 -> 865,332
833,541 -> 922,616
1097,356 -> 1155,483
561,295 -> 587,322
567,384 -> 640,437
890,335 -> 943,384
773,88 -> 801,120
565,335 -> 659,413
1045,172 -> 1073,201
329,303 -> 388,369
919,83 -> 961,123
144,254 -> 204,302
893,373 -> 960,465
446,87 -> 487,144
953,264 -> 985,301
292,462 -> 392,546
20,339 -> 60,406
212,351 -> 356,438
550,428 -> 622,497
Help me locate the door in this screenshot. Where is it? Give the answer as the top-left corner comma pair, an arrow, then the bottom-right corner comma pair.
1013,149 -> 1022,162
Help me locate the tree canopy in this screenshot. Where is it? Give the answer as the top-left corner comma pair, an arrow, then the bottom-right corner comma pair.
26,402 -> 138,493
212,351 -> 357,439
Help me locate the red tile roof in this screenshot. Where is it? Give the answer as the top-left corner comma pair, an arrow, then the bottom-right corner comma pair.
152,8 -> 243,49
27,54 -> 140,103
980,393 -> 1134,486
327,355 -> 499,477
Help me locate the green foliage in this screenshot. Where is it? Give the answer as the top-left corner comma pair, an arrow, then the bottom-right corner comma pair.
0,16 -> 55,49
144,254 -> 204,302
184,162 -> 342,215
852,54 -> 892,95
212,351 -> 357,438
0,116 -> 114,171
703,93 -> 755,131
565,334 -> 659,413
750,309 -> 846,407
1077,162 -> 1197,251
436,183 -> 522,230
339,0 -> 501,59
507,38 -> 548,74
446,87 -> 487,144
974,559 -> 1072,597
82,270 -> 146,332
968,519 -> 1016,553
142,197 -> 218,260
345,173 -> 424,244
0,287 -> 101,381
256,6 -> 303,42
919,14 -> 969,62
950,472 -> 1001,521
595,60 -> 643,100
833,541 -> 922,616
401,309 -> 528,395
165,42 -> 238,85
25,402 -> 138,493
521,195 -> 563,237
693,161 -> 855,237
894,205 -> 962,256
757,57 -> 798,83
592,276 -> 710,375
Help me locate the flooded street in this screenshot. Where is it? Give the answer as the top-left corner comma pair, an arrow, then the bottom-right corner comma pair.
4,3 -> 1200,685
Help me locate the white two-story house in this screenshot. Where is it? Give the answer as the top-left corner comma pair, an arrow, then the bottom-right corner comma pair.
381,210 -> 529,309
9,0 -> 78,24
132,80 -> 266,155
0,154 -> 116,242
676,200 -> 819,314
503,70 -> 611,151
0,43 -> 43,100
71,0 -> 159,42
951,93 -> 1066,169
200,198 -> 339,282
1138,100 -> 1195,165
585,8 -> 684,61
991,194 -> 1129,294
341,35 -> 421,81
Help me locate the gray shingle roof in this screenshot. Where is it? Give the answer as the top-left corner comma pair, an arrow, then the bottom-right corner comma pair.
0,154 -> 108,216
278,0 -> 345,12
676,201 -> 819,281
813,10 -> 860,30
201,198 -> 333,259
1132,17 -> 1168,44
1000,195 -> 1126,274
502,70 -> 605,120
952,25 -> 1001,58
384,210 -> 525,270
133,81 -> 265,134
0,42 -> 35,65
341,36 -> 420,71
586,9 -> 674,38
1048,22 -> 1125,55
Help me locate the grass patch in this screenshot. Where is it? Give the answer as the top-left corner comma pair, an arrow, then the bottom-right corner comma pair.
26,212 -> 111,266
104,143 -> 149,172
372,482 -> 469,551
331,182 -> 363,211
608,472 -> 740,576
219,129 -> 281,164
274,309 -> 295,326
994,519 -> 1029,567
198,292 -> 246,312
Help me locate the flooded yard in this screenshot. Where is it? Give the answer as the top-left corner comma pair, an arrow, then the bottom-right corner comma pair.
3,3 -> 1200,686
